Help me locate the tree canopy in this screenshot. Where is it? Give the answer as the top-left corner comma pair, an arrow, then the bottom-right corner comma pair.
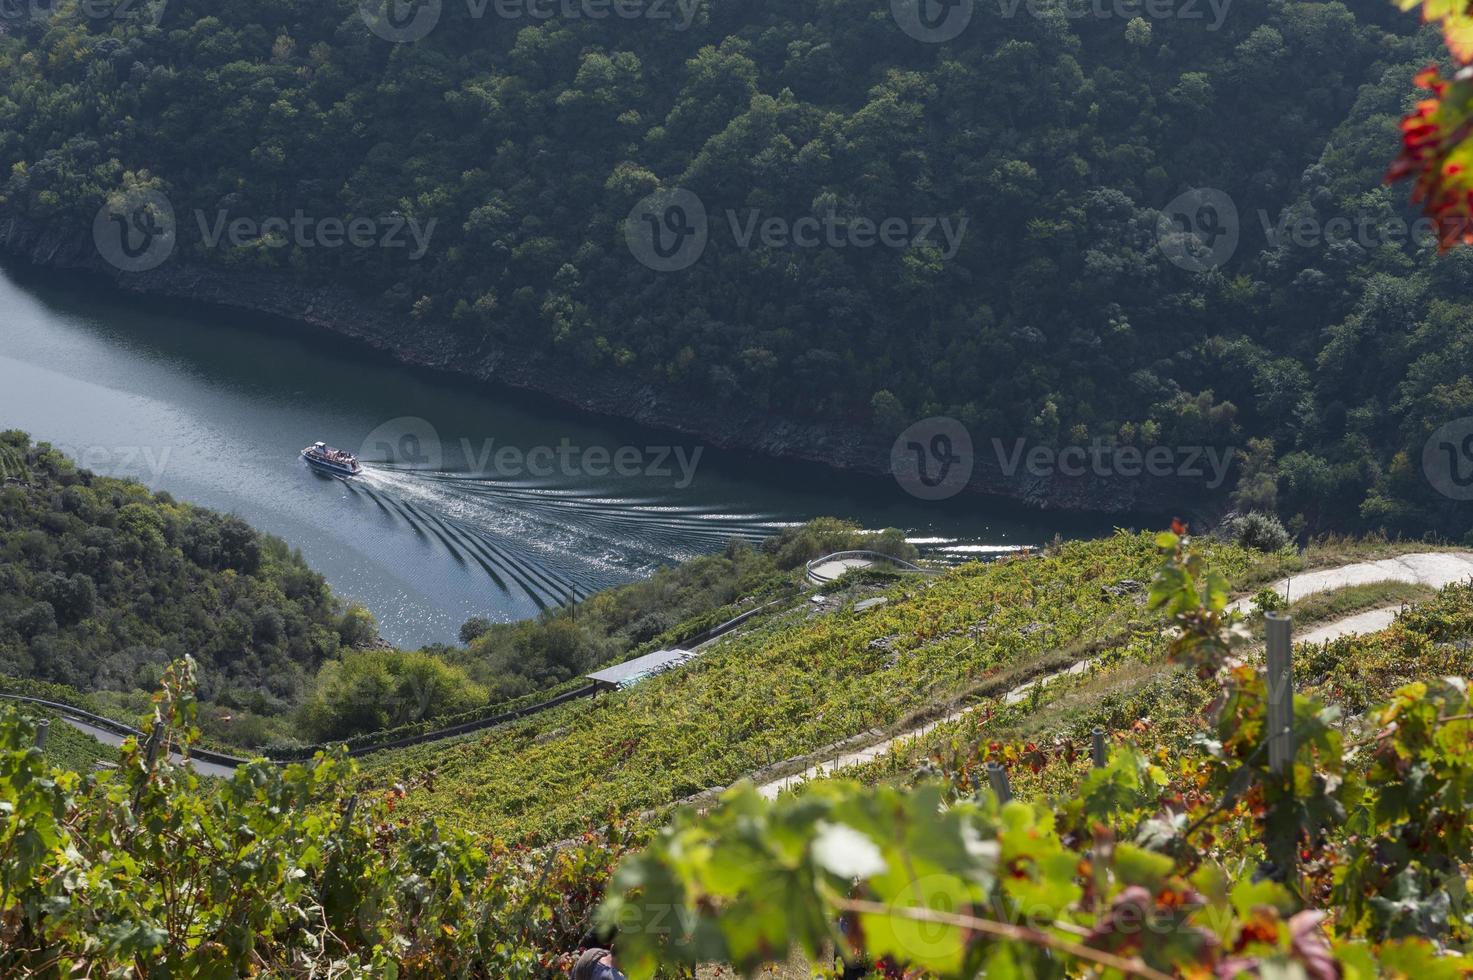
2,0 -> 1471,536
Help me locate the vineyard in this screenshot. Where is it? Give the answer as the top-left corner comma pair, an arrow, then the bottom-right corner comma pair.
7,530 -> 1473,975
360,532 -> 1461,844
604,531 -> 1473,977
359,532 -> 1275,842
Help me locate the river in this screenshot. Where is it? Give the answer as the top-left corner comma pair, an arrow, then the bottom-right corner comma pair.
0,263 -> 1111,647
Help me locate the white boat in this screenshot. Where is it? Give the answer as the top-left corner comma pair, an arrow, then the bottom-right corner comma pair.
301,441 -> 362,477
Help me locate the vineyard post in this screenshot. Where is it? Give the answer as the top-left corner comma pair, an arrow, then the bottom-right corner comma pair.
985,761 -> 1013,803
1264,613 -> 1294,773
1091,727 -> 1106,767
342,793 -> 358,830
144,721 -> 165,769
33,719 -> 48,750
1264,612 -> 1297,883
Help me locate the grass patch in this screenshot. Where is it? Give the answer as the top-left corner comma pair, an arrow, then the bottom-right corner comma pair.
1281,580 -> 1435,629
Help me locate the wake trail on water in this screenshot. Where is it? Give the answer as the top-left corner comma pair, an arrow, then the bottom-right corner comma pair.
345,463 -> 791,611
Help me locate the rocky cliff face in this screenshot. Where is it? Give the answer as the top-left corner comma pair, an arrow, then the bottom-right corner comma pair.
0,213 -> 1219,516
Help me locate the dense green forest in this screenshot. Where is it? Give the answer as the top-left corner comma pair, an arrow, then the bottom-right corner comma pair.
0,431 -> 379,721
2,0 -> 1469,537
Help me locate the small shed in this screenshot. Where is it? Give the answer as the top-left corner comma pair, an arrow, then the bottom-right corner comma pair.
586,649 -> 695,691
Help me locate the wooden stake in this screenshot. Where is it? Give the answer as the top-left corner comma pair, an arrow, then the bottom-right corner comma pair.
1264,612 -> 1297,885
986,761 -> 1012,804
144,722 -> 165,769
1264,613 -> 1294,775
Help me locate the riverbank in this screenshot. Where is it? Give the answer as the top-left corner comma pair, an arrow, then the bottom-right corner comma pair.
0,214 -> 1215,518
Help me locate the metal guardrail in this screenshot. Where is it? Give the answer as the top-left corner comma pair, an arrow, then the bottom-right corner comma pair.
0,685 -> 604,769
270,682 -> 602,762
0,693 -> 254,768
0,589 -> 792,772
681,596 -> 787,648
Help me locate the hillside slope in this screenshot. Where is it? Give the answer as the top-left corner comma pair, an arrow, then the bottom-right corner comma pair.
0,431 -> 377,731
7,527 -> 1473,975
364,531 -> 1264,839
3,0 -> 1468,530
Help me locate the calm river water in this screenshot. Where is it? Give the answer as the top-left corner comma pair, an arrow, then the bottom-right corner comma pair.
0,263 -> 1111,646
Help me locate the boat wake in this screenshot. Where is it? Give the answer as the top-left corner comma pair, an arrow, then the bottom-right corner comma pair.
343,463 -> 793,611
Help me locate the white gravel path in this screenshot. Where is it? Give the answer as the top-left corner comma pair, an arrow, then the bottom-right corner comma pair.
1227,552 -> 1473,612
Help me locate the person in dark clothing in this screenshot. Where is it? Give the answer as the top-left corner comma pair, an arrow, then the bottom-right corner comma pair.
572,947 -> 625,980
573,925 -> 626,980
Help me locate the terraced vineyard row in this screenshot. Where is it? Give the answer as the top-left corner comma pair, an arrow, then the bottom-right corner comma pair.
366,532 -> 1261,841
824,569 -> 1473,808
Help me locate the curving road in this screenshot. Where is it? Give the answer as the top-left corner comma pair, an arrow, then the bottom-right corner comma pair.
1227,551 -> 1473,611
61,717 -> 238,779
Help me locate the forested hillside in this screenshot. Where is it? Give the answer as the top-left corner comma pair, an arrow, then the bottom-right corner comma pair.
1,0 -> 1468,535
0,431 -> 377,721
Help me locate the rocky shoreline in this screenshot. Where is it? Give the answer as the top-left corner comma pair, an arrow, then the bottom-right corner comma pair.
1,213 -> 1216,516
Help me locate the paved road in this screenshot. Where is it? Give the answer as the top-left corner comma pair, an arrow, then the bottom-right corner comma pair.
59,717 -> 239,779
807,557 -> 876,584
1298,607 -> 1401,646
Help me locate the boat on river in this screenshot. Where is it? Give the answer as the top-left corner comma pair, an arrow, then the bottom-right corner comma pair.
301,441 -> 362,477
